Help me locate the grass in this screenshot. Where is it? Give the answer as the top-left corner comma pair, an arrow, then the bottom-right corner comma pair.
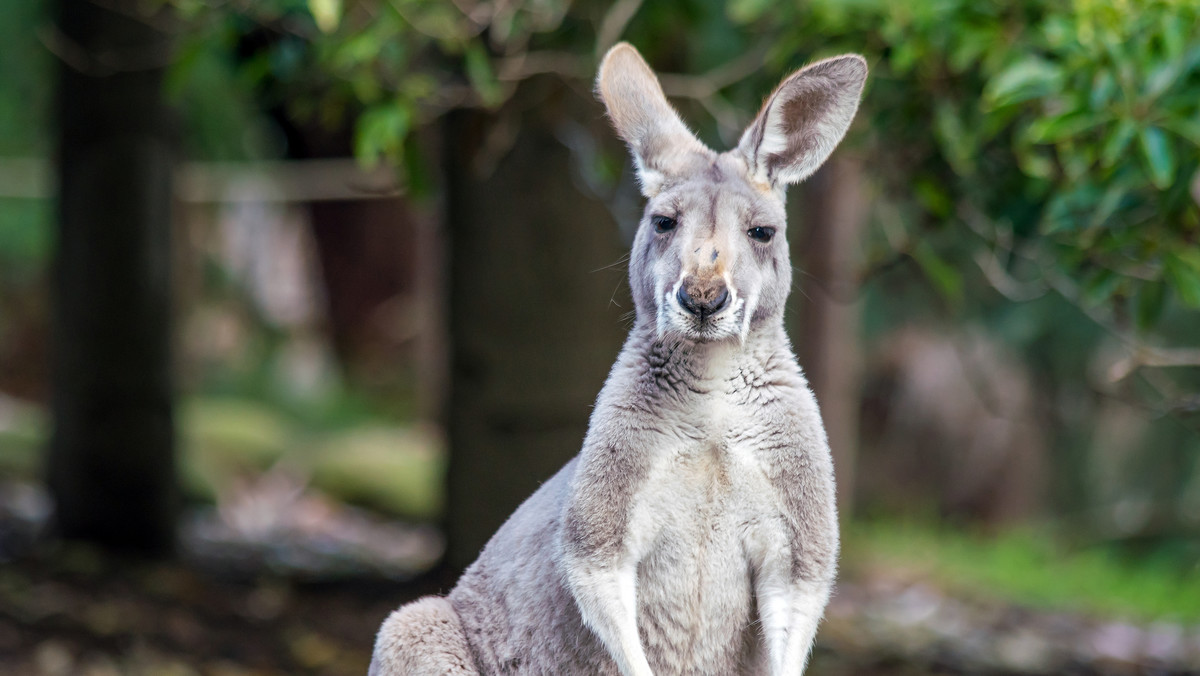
180,396 -> 444,519
844,518 -> 1200,623
304,425 -> 443,519
1,395 -> 444,521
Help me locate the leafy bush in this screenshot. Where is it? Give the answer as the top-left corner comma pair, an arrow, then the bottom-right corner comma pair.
173,0 -> 1200,329
799,0 -> 1200,327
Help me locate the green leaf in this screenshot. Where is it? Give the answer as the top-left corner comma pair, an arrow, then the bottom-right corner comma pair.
1042,184 -> 1101,233
891,41 -> 920,74
354,102 -> 412,168
333,30 -> 389,70
1144,60 -> 1181,100
1161,13 -> 1186,59
1026,111 -> 1105,144
1041,15 -> 1073,49
1164,253 -> 1200,308
1178,248 -> 1200,271
1089,70 -> 1116,109
1016,145 -> 1056,180
350,72 -> 382,105
1159,118 -> 1200,148
1082,268 -> 1122,307
728,0 -> 773,24
465,43 -> 502,108
1088,183 -> 1127,229
914,178 -> 952,218
948,28 -> 989,73
308,0 -> 342,33
1135,280 -> 1166,330
1138,126 -> 1175,189
933,101 -> 975,175
985,57 -> 1063,108
1101,118 -> 1138,167
912,242 -> 963,308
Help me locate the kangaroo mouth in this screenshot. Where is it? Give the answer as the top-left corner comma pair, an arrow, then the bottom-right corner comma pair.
686,309 -> 729,330
661,294 -> 746,343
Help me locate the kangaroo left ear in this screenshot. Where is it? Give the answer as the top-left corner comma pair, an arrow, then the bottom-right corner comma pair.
737,55 -> 867,188
597,42 -> 711,197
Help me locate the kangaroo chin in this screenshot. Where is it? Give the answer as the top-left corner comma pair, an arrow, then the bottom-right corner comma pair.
370,42 -> 867,676
658,273 -> 749,343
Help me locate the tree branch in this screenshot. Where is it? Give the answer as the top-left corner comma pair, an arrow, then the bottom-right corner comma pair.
657,45 -> 768,100
39,22 -> 175,75
495,50 -> 587,81
958,201 -> 1200,386
595,0 -> 643,57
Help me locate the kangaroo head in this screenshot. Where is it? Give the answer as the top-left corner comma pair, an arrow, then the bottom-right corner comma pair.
597,43 -> 867,343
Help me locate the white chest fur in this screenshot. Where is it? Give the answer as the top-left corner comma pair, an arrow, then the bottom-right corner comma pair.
620,386 -> 797,672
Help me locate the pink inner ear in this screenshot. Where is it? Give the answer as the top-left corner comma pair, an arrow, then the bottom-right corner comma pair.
763,80 -> 839,181
740,56 -> 867,187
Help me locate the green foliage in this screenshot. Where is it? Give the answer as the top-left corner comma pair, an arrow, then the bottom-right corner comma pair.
743,0 -> 1200,328
0,0 -> 50,156
0,199 -> 51,278
0,0 -> 53,282
165,0 -> 1200,329
171,0 -> 574,173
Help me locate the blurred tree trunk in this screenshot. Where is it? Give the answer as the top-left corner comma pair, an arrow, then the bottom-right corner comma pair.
442,78 -> 629,569
47,0 -> 177,553
790,156 -> 866,516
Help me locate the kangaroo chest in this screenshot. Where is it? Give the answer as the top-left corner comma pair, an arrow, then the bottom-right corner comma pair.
623,399 -> 790,672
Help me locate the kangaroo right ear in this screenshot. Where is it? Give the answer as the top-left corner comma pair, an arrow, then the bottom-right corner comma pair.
737,55 -> 867,189
597,43 -> 709,197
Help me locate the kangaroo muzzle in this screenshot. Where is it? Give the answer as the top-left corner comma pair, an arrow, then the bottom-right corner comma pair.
677,275 -> 729,320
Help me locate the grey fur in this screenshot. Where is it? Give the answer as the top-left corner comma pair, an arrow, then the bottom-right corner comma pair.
370,42 -> 867,676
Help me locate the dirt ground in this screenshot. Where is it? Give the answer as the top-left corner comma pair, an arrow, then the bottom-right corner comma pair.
0,540 -> 947,676
2,537 -> 1195,676
0,540 -> 442,676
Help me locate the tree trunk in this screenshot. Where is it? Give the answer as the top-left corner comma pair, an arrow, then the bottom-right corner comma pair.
47,0 -> 177,553
442,79 -> 629,569
790,156 -> 867,516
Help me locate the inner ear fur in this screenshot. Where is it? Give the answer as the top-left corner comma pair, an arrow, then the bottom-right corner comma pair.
738,55 -> 868,188
596,43 -> 709,196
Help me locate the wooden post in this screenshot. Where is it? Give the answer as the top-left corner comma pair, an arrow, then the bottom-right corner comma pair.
441,81 -> 629,569
47,0 -> 177,552
790,156 -> 867,516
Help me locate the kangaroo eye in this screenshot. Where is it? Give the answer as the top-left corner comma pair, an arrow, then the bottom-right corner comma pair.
747,226 -> 775,243
651,215 -> 677,233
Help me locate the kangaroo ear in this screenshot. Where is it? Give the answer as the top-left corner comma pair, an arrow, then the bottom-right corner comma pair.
737,55 -> 867,189
597,43 -> 709,197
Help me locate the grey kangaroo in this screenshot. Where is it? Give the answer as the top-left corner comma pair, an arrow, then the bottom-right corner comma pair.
370,42 -> 867,676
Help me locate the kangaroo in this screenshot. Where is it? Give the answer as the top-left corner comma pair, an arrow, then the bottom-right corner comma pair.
370,42 -> 867,676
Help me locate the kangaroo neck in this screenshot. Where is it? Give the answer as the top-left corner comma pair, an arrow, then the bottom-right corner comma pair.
617,318 -> 798,394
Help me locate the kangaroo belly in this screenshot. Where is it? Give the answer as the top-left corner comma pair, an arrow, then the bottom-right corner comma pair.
636,516 -> 761,674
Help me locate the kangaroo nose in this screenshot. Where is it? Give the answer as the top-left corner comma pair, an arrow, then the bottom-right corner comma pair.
677,278 -> 729,319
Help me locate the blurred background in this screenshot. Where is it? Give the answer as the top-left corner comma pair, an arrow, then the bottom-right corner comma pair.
1,0 -> 1198,674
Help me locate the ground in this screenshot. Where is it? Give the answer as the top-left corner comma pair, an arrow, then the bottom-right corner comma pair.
0,541 -> 429,676
2,535 -> 1197,676
1,469 -> 1196,676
